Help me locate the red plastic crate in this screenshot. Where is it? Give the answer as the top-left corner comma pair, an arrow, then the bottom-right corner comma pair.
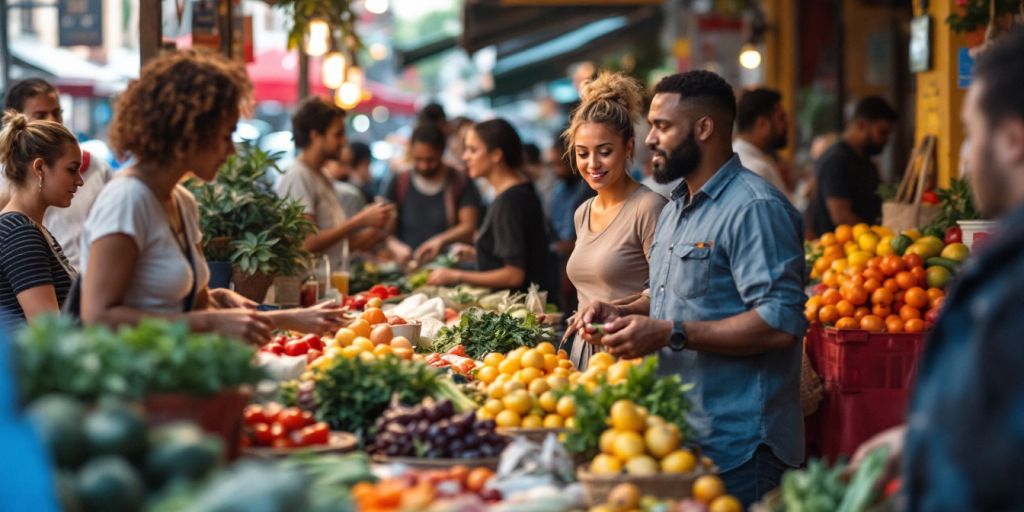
818,327 -> 927,392
817,386 -> 912,461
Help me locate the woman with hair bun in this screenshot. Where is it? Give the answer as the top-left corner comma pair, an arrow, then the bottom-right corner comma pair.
0,111 -> 82,324
427,118 -> 558,297
563,72 -> 668,369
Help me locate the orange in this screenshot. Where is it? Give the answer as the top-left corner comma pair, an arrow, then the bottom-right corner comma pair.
842,285 -> 869,306
871,304 -> 891,318
835,300 -> 855,318
899,305 -> 922,321
905,287 -> 929,309
806,296 -> 823,309
822,270 -> 840,289
693,475 -> 726,505
835,225 -> 854,244
867,256 -> 883,269
930,296 -> 945,311
864,278 -> 882,294
860,315 -> 884,333
805,309 -> 818,323
818,305 -> 839,326
883,278 -> 900,293
821,289 -> 842,306
820,232 -> 838,247
835,317 -> 859,330
854,307 -> 871,322
911,266 -> 927,284
880,255 -> 905,276
902,253 -> 924,270
863,268 -> 886,282
349,319 -> 372,338
361,307 -> 387,325
926,288 -> 945,301
871,288 -> 894,306
904,318 -> 927,333
709,496 -> 743,512
885,315 -> 904,333
813,258 -> 831,274
895,271 -> 918,290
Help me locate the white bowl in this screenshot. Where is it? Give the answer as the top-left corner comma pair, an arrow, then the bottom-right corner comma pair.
390,323 -> 422,347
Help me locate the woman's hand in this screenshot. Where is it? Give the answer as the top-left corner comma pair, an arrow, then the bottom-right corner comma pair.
273,301 -> 347,335
198,308 -> 274,345
208,288 -> 259,310
414,237 -> 447,264
448,243 -> 476,263
427,268 -> 461,286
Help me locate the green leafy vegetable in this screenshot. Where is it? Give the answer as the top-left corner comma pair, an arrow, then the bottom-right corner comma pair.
431,309 -> 552,360
14,316 -> 263,402
922,178 -> 981,237
559,358 -> 694,458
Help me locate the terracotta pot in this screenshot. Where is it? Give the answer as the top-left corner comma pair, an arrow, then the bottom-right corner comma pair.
144,388 -> 251,460
232,270 -> 275,303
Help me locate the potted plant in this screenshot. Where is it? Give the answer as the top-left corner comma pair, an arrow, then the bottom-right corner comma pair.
188,144 -> 316,302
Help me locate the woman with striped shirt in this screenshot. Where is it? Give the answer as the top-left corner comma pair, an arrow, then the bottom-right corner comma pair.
0,110 -> 82,325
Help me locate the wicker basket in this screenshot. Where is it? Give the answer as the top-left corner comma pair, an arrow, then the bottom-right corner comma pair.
372,455 -> 500,470
577,466 -> 715,505
496,427 -> 569,443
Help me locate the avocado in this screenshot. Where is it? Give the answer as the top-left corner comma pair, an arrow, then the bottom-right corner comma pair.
76,456 -> 145,512
144,422 -> 223,486
84,402 -> 147,462
25,394 -> 88,469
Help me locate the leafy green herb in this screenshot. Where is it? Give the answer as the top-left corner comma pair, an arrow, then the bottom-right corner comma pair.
14,316 -> 263,402
559,358 -> 694,458
431,309 -> 552,360
922,178 -> 981,237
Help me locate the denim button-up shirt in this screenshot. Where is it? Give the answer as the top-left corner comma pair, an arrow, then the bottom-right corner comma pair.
649,155 -> 808,472
903,203 -> 1024,511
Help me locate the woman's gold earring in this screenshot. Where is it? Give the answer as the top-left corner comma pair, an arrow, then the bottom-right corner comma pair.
38,175 -> 43,191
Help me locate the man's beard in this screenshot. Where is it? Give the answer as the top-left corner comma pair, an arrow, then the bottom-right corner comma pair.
864,139 -> 886,157
652,131 -> 701,184
770,130 -> 789,151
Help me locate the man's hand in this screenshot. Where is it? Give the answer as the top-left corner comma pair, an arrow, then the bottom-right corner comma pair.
388,238 -> 413,266
448,243 -> 476,263
599,315 -> 672,359
414,237 -> 446,264
576,301 -> 624,344
209,288 -> 259,310
427,268 -> 460,286
353,201 -> 395,229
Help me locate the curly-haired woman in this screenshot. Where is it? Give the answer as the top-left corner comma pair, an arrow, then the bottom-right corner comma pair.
80,50 -> 342,344
562,72 -> 667,369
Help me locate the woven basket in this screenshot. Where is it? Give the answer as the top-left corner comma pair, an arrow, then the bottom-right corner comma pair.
496,427 -> 569,443
800,348 -> 824,416
577,466 -> 714,505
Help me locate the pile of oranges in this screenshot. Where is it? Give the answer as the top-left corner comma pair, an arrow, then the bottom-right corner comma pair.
806,252 -> 944,333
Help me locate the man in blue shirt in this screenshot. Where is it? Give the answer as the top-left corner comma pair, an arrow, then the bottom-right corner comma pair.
580,71 -> 807,505
853,28 -> 1024,511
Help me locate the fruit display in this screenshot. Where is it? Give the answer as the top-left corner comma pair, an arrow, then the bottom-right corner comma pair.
343,284 -> 403,310
475,342 -> 581,429
351,465 -> 501,511
586,400 -> 693,477
260,333 -> 327,362
304,309 -> 418,373
25,395 -> 222,512
432,309 -> 553,360
369,398 -> 509,460
241,402 -> 332,449
587,480 -> 742,512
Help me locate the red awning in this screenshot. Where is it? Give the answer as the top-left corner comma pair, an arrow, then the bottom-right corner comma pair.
246,49 -> 418,115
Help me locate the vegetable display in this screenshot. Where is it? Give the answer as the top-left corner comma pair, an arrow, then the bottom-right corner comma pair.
242,402 -> 331,449
777,448 -> 890,512
370,398 -> 509,459
15,316 -> 263,401
432,309 -> 552,360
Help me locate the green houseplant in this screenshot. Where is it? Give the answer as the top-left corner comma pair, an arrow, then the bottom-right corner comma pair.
188,143 -> 316,302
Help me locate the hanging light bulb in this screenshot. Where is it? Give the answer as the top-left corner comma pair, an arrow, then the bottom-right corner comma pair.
336,82 -> 362,110
365,0 -> 388,15
305,19 -> 330,57
739,43 -> 762,70
322,52 -> 347,89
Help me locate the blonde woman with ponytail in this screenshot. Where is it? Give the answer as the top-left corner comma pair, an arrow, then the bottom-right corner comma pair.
562,72 -> 668,369
0,110 -> 82,324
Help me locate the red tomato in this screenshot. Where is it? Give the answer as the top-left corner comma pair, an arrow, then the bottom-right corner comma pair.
300,410 -> 316,427
352,296 -> 367,310
369,285 -> 389,296
306,349 -> 323,364
278,409 -> 307,431
271,436 -> 294,450
251,423 -> 274,446
284,339 -> 310,357
272,334 -> 289,345
262,343 -> 284,355
270,422 -> 289,440
262,403 -> 283,423
301,334 -> 324,351
386,285 -> 400,297
388,316 -> 408,326
298,422 -> 330,446
243,404 -> 268,426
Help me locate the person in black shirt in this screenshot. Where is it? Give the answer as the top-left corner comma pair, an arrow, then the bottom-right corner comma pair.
812,96 -> 897,235
427,119 -> 558,296
384,123 -> 481,265
0,110 -> 82,324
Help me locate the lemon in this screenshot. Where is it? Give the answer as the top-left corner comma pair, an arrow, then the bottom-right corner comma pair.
876,236 -> 895,256
906,242 -> 940,259
527,378 -> 550,396
589,454 -> 622,475
484,399 -> 505,415
556,396 -> 576,417
844,241 -> 861,257
475,409 -> 494,421
830,258 -> 849,273
857,232 -> 880,253
477,366 -> 499,384
917,236 -> 945,255
599,429 -> 618,454
488,382 -> 506,399
625,455 -> 660,476
498,358 -> 521,375
538,391 -> 558,413
546,375 -> 570,391
495,409 -> 522,428
644,424 -> 681,458
607,361 -> 632,384
340,346 -> 362,359
901,228 -> 922,240
661,449 -> 697,473
940,242 -> 970,262
872,225 -> 894,238
847,250 -> 873,267
543,414 -> 564,429
535,342 -> 556,355
521,414 -> 544,429
483,352 -> 505,367
503,380 -> 525,394
353,337 -> 374,352
610,400 -> 646,432
607,483 -> 641,511
521,349 -> 545,370
503,390 -> 534,415
852,223 -> 870,239
589,352 -> 615,369
612,431 -> 646,461
334,328 -> 357,347
564,417 -> 577,429
543,354 -> 559,372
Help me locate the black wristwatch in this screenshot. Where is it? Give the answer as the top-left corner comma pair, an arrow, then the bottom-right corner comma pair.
668,320 -> 688,352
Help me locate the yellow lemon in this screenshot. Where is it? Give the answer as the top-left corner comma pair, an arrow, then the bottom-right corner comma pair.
625,455 -> 660,476
495,409 -> 522,428
543,354 -> 560,372
503,389 -> 534,415
901,228 -> 922,241
857,232 -> 880,253
521,349 -> 546,370
556,396 -> 576,417
940,242 -> 970,262
612,431 -> 646,461
527,378 -> 550,396
847,251 -> 873,267
334,328 -> 357,347
488,382 -> 506,400
477,366 -> 499,384
589,454 -> 622,475
535,342 -> 556,355
353,337 -> 374,352
483,352 -> 505,367
543,414 -> 564,429
498,358 -> 521,375
518,367 -> 544,385
599,429 -> 619,454
852,223 -> 871,239
475,408 -> 494,421
610,400 -> 646,432
564,417 -> 577,429
844,241 -> 861,257
484,399 -> 505,415
876,236 -> 895,256
589,352 -> 615,369
644,424 -> 682,458
521,414 -> 544,429
661,449 -> 697,473
538,391 -> 558,413
607,361 -> 632,384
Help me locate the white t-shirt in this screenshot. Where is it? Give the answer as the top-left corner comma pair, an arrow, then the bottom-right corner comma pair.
733,138 -> 794,205
276,159 -> 348,266
81,176 -> 210,314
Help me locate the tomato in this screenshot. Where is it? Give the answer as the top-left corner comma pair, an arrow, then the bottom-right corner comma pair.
271,436 -> 295,450
298,422 -> 330,446
352,296 -> 367,310
388,316 -> 408,325
301,334 -> 324,351
944,226 -> 962,245
251,423 -> 274,446
243,404 -> 268,426
386,285 -> 400,297
284,339 -> 310,357
262,403 -> 283,423
262,343 -> 284,355
278,409 -> 307,431
300,410 -> 316,427
270,422 -> 289,440
306,349 -> 323,364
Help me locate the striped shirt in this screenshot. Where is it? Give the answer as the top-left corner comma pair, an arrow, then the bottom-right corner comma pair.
0,212 -> 73,324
